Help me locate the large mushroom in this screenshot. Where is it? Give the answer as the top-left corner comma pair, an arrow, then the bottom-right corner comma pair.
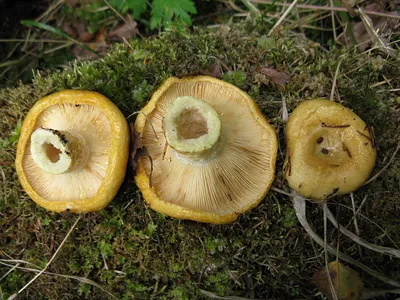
134,76 -> 278,224
283,99 -> 377,200
16,90 -> 130,213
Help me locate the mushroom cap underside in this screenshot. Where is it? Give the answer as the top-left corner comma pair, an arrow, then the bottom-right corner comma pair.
134,76 -> 278,224
283,99 -> 377,200
16,90 -> 130,213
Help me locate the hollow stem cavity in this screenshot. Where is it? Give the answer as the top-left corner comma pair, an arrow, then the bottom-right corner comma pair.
162,96 -> 221,162
30,127 -> 90,174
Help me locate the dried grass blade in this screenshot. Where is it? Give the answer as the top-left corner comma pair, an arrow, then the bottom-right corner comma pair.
292,195 -> 400,287
325,206 -> 400,258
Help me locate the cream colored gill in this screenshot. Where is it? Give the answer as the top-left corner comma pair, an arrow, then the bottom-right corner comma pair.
140,81 -> 275,215
23,104 -> 112,201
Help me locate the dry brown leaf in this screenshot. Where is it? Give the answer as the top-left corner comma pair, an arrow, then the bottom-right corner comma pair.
129,123 -> 153,187
62,23 -> 77,38
312,261 -> 364,300
198,63 -> 222,78
108,16 -> 138,41
337,3 -> 399,51
257,67 -> 291,86
71,27 -> 108,59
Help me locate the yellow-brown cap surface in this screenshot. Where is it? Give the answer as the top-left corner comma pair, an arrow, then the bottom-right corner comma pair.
16,90 -> 130,213
283,99 -> 376,200
134,76 -> 278,224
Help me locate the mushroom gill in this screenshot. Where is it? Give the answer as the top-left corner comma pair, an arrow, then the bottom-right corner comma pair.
135,76 -> 278,223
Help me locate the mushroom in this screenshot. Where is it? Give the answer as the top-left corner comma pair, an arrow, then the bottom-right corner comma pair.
16,90 -> 130,213
283,99 -> 377,200
134,76 -> 278,224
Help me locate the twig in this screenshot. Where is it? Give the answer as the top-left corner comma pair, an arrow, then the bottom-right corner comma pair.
361,288 -> 400,299
241,0 -> 260,14
271,186 -> 292,196
268,0 -> 299,36
358,7 -> 395,58
103,0 -> 134,28
350,193 -> 362,256
329,0 -> 338,43
249,1 -> 400,20
281,95 -> 288,122
292,194 -> 400,287
0,167 -> 6,204
127,111 -> 159,139
10,216 -> 81,298
0,261 -> 118,299
350,193 -> 360,236
330,59 -> 342,101
294,6 -> 304,34
338,202 -> 400,250
325,206 -> 400,258
323,203 -> 338,300
0,263 -> 20,281
199,289 -> 260,299
365,141 -> 400,185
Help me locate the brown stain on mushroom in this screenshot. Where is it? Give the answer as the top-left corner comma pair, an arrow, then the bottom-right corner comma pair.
326,187 -> 340,198
356,129 -> 374,147
321,122 -> 351,128
342,144 -> 352,159
320,148 -> 329,155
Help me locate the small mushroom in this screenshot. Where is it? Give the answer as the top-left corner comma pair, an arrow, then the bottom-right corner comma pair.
283,99 -> 376,200
16,90 -> 130,213
134,76 -> 278,224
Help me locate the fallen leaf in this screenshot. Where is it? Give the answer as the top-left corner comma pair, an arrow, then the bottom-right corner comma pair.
129,122 -> 154,188
71,27 -> 108,59
337,3 -> 399,51
257,66 -> 291,86
198,63 -> 222,78
62,22 -> 77,38
312,260 -> 364,300
108,16 -> 138,41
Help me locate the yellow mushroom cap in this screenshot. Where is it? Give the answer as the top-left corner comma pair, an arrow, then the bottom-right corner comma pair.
134,76 -> 278,224
283,99 -> 377,200
16,90 -> 130,213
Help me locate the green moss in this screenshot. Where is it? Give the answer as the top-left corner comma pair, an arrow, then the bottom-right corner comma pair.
0,18 -> 400,299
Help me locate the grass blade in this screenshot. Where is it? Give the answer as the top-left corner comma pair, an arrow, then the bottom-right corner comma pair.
21,20 -> 99,55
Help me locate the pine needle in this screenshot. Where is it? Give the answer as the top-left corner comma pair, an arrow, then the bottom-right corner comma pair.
9,216 -> 81,298
292,194 -> 400,287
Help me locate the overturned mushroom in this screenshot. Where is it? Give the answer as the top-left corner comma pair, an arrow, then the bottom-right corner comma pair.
134,76 -> 278,224
283,99 -> 377,200
16,90 -> 130,213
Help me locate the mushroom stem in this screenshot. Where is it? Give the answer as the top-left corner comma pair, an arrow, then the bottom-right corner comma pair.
162,96 -> 222,162
30,127 -> 90,174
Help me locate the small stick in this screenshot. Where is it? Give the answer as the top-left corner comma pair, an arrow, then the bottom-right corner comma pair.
268,0 -> 299,36
350,193 -> 362,256
12,216 -> 81,297
330,59 -> 342,101
323,203 -> 339,300
292,194 -> 400,287
329,0 -> 338,43
127,111 -> 158,139
364,141 -> 400,185
248,0 -> 400,20
322,122 -> 350,128
326,206 -> 400,258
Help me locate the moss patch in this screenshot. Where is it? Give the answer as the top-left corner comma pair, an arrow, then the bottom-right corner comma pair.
1,20 -> 400,299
